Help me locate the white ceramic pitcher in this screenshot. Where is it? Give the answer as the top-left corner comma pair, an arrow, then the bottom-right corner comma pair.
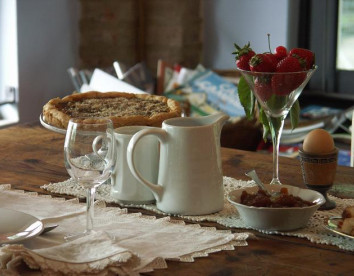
127,112 -> 229,215
111,126 -> 158,204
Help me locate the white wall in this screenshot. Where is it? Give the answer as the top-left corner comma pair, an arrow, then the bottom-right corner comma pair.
17,0 -> 80,123
12,0 -> 296,124
203,0 -> 296,70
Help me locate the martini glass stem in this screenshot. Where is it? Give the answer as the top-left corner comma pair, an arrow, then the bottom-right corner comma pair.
267,115 -> 286,185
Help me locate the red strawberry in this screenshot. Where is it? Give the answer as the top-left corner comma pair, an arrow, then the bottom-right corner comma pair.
232,42 -> 255,71
265,53 -> 279,68
276,55 -> 304,72
236,57 -> 252,71
249,54 -> 276,72
289,48 -> 315,70
254,77 -> 273,102
274,46 -> 287,60
271,56 -> 306,95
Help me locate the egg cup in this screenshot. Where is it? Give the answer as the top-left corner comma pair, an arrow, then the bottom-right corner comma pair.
298,147 -> 338,210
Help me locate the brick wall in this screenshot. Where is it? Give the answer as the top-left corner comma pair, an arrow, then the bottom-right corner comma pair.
79,0 -> 202,75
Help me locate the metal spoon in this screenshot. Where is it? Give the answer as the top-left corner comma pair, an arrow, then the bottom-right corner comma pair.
41,224 -> 59,235
245,170 -> 271,196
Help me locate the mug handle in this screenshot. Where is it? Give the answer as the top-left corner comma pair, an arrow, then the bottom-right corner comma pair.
127,128 -> 167,201
92,135 -> 105,160
92,133 -> 115,170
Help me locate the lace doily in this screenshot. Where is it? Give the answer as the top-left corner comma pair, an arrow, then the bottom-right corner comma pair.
0,184 -> 251,275
42,176 -> 354,252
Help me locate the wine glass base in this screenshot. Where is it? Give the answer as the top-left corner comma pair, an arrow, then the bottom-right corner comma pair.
270,178 -> 282,185
64,229 -> 94,242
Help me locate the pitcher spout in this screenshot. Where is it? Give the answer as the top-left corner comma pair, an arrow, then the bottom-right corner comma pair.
203,112 -> 229,128
201,112 -> 229,140
214,112 -> 230,126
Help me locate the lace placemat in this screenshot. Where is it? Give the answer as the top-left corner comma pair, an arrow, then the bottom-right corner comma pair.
41,176 -> 354,252
0,184 -> 251,275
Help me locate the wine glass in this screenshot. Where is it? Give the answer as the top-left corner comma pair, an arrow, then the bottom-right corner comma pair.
237,66 -> 317,185
64,118 -> 115,239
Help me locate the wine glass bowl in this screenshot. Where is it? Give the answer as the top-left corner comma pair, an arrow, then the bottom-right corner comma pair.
64,118 -> 115,239
236,66 -> 317,185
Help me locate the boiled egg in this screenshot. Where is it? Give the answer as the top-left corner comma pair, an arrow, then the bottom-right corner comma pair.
303,129 -> 335,154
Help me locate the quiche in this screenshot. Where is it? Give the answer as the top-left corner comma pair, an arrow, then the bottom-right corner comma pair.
43,91 -> 181,129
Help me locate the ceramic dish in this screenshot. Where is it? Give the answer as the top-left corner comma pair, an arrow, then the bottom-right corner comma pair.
326,216 -> 354,240
0,208 -> 44,244
39,113 -> 66,134
227,185 -> 325,231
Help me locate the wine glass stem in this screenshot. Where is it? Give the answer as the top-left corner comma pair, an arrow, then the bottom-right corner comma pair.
86,187 -> 96,234
268,115 -> 285,185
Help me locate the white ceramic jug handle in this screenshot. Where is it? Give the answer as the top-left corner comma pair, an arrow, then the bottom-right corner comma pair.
127,128 -> 167,201
92,135 -> 105,160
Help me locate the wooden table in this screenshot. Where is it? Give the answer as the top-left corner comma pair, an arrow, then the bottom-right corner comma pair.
1,122 -> 353,275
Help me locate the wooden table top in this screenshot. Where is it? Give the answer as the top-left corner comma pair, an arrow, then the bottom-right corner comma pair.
1,122 -> 354,275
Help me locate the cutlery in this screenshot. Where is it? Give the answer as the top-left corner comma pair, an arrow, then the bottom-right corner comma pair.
245,170 -> 271,196
41,224 -> 58,235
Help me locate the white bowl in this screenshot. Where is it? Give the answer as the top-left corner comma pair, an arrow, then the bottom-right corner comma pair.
227,185 -> 325,231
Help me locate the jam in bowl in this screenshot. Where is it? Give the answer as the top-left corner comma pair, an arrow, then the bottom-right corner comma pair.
228,184 -> 325,231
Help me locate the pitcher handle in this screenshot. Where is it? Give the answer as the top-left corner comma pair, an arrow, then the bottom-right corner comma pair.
127,128 -> 167,201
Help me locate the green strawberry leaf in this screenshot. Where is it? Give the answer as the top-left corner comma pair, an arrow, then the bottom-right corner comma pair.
290,99 -> 300,130
238,76 -> 255,119
267,94 -> 287,112
237,76 -> 301,140
258,105 -> 270,141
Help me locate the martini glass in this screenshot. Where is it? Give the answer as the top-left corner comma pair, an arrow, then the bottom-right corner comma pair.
237,66 -> 317,185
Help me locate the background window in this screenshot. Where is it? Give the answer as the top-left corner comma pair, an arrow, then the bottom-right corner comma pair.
336,0 -> 354,70
0,0 -> 19,127
301,0 -> 354,96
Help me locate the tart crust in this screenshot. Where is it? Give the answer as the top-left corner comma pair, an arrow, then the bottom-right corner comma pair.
43,91 -> 181,129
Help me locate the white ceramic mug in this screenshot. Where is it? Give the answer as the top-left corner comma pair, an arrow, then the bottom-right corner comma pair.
110,126 -> 158,204
127,112 -> 229,215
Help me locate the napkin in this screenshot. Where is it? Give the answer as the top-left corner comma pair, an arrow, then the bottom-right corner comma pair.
81,69 -> 145,94
0,231 -> 139,275
0,185 -> 252,274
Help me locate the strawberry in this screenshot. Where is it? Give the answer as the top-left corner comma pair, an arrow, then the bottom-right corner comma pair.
274,46 -> 287,60
289,48 -> 315,70
254,77 -> 273,102
232,42 -> 255,71
236,57 -> 252,71
265,53 -> 279,68
275,55 -> 304,72
271,56 -> 306,95
249,54 -> 276,72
